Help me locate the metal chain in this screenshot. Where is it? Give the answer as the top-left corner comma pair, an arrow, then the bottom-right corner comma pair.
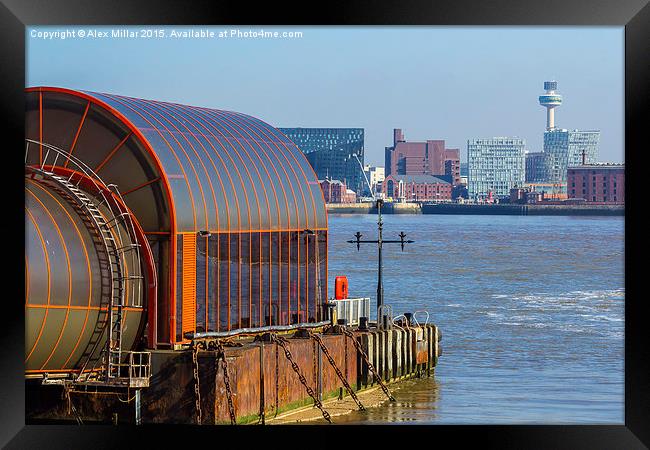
312,339 -> 318,392
214,355 -> 219,425
257,342 -> 265,425
341,328 -> 395,402
191,342 -> 203,425
310,332 -> 365,411
274,341 -> 279,417
272,335 -> 332,423
213,340 -> 237,425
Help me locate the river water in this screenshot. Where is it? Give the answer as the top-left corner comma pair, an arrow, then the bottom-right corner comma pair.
324,214 -> 624,424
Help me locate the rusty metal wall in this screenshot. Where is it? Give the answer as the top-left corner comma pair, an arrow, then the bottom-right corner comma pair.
208,334 -> 358,423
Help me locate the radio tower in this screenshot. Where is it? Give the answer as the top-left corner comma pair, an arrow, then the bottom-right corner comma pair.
538,81 -> 563,131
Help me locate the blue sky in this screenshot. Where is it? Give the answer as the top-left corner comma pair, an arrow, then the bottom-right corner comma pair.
26,26 -> 624,165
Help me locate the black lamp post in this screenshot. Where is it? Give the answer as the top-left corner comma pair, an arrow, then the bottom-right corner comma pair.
347,199 -> 414,327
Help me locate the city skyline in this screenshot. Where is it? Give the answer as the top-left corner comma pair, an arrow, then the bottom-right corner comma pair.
26,26 -> 624,165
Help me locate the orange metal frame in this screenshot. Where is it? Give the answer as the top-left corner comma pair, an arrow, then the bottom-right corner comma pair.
26,87 -> 329,347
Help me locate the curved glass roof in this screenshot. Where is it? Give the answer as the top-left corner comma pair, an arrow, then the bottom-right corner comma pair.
84,90 -> 327,233
26,87 -> 327,234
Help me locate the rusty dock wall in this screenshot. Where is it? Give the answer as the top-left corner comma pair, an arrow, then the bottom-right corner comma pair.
26,324 -> 441,424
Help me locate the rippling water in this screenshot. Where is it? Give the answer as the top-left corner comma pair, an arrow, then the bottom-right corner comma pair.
324,214 -> 624,424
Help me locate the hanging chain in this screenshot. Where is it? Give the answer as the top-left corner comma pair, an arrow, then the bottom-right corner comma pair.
257,342 -> 265,425
272,335 -> 332,423
340,328 -> 395,402
309,332 -> 365,411
214,355 -> 220,425
312,339 -> 318,393
191,342 -> 204,425
213,340 -> 237,425
274,341 -> 279,417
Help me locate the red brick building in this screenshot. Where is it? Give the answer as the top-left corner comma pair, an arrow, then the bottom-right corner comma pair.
319,179 -> 357,203
385,129 -> 461,185
383,174 -> 452,202
567,164 -> 624,203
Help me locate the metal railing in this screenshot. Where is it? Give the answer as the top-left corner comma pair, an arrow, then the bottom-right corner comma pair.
329,297 -> 370,326
127,351 -> 151,387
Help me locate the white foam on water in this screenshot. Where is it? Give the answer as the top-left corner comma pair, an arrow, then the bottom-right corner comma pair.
484,289 -> 624,335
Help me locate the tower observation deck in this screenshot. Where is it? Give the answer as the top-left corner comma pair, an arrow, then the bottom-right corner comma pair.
538,80 -> 563,130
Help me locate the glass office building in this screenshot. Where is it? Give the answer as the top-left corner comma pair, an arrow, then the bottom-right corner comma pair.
525,151 -> 546,183
467,137 -> 526,199
542,129 -> 600,183
278,128 -> 365,194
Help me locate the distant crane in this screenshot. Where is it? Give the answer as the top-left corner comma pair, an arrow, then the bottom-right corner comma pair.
351,153 -> 375,199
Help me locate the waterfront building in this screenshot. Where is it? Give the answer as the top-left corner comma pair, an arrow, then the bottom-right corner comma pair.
525,151 -> 545,183
278,127 -> 365,195
319,179 -> 357,204
536,80 -> 600,184
383,174 -> 452,202
385,128 -> 461,185
467,137 -> 526,199
567,164 -> 624,203
510,187 -> 544,204
363,164 -> 385,196
524,182 -> 567,200
542,129 -> 600,183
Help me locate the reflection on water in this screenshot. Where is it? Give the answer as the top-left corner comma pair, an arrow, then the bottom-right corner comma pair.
323,214 -> 624,424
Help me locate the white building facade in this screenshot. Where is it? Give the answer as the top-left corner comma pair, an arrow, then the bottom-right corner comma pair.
468,137 -> 526,199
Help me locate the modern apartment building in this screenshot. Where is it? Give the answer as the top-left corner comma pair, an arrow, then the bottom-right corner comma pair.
542,129 -> 600,183
525,151 -> 546,183
467,137 -> 526,199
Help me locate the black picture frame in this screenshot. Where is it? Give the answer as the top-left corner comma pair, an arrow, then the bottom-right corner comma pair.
1,0 -> 647,448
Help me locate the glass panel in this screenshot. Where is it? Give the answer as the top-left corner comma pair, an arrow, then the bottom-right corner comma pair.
240,233 -> 251,328
230,233 -> 240,330
250,232 -> 260,328
290,231 -> 299,324
308,233 -> 316,322
218,234 -> 229,331
208,235 -> 218,332
299,232 -> 308,323
280,231 -> 290,325
270,232 -> 281,326
318,231 -> 328,316
260,232 -> 271,326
